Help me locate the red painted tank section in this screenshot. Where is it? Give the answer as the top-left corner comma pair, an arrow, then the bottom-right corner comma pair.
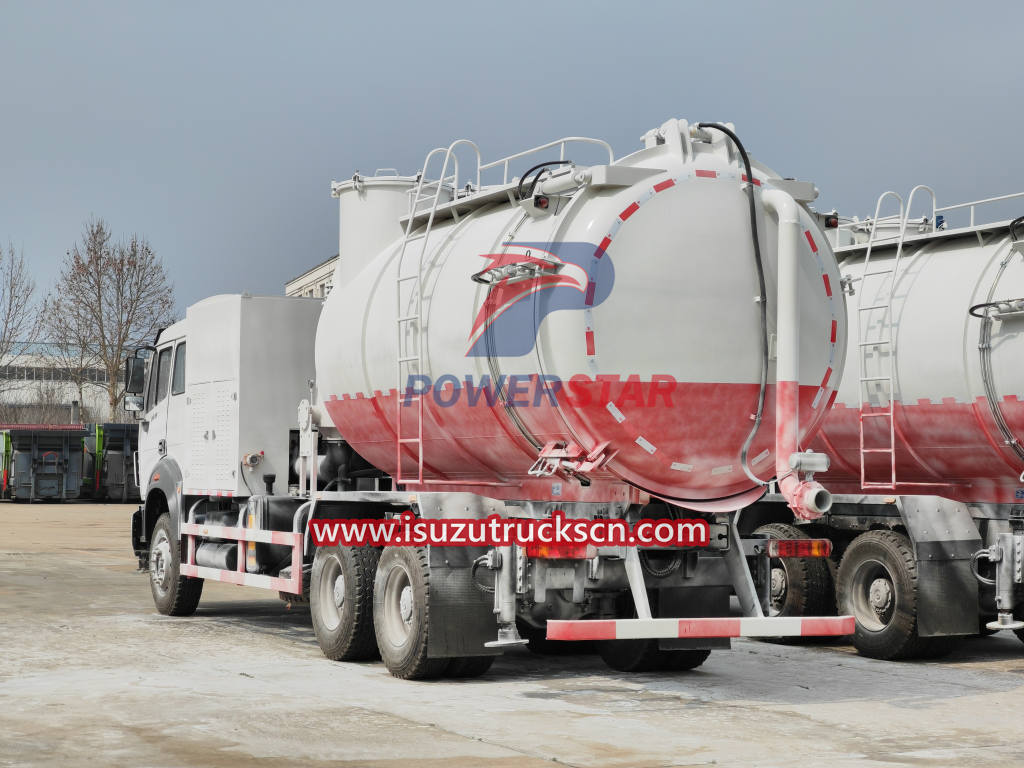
809,397 -> 1024,503
324,379 -> 832,503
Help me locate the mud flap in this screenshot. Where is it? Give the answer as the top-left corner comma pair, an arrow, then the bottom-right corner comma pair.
427,547 -> 501,658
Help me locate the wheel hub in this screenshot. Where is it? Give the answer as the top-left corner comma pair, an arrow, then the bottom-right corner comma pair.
868,577 -> 893,615
770,566 -> 787,603
332,573 -> 346,609
399,585 -> 414,624
150,536 -> 171,591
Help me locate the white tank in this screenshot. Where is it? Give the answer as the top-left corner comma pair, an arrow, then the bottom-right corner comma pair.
315,118 -> 847,509
812,204 -> 1024,503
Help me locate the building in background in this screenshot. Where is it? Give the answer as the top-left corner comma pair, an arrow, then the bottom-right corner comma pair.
0,345 -> 111,424
285,255 -> 337,298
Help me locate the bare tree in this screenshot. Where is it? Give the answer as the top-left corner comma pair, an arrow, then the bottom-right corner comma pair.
46,219 -> 176,420
0,244 -> 39,416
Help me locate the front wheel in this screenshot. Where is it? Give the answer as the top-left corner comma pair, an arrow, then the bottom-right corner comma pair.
373,547 -> 448,680
149,512 -> 203,616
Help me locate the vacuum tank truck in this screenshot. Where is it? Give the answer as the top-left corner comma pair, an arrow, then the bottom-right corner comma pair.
126,117 -> 853,679
747,187 -> 1024,659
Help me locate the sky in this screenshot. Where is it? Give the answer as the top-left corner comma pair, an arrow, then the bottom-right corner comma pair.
1,1 -> 1020,313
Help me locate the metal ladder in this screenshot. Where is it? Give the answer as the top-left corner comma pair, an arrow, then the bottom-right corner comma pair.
394,140 -> 480,486
856,185 -> 935,489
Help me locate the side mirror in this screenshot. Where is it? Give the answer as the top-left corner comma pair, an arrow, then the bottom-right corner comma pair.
123,394 -> 144,413
124,356 -> 145,395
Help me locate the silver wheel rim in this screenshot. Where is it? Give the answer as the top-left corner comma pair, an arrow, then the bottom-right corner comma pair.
848,558 -> 896,632
380,561 -> 414,648
150,529 -> 172,596
318,554 -> 345,632
768,561 -> 789,616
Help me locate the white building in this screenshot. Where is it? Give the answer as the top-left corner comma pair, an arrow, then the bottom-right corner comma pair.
285,255 -> 337,298
0,345 -> 112,423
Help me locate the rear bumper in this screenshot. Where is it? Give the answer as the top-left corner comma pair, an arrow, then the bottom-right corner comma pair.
547,615 -> 855,641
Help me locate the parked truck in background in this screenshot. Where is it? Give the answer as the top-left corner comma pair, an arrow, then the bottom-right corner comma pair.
745,188 -> 1024,659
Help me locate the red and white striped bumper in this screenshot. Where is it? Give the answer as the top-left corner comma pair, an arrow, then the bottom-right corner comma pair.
546,615 -> 855,641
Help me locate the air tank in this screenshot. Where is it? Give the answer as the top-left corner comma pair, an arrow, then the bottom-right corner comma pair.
315,118 -> 847,512
811,210 -> 1024,503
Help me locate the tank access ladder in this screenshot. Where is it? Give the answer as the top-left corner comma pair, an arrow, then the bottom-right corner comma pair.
856,185 -> 935,489
394,141 -> 481,486
391,135 -> 615,488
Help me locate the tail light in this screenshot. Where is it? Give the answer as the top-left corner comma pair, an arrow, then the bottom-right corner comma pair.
766,538 -> 832,558
524,542 -> 596,560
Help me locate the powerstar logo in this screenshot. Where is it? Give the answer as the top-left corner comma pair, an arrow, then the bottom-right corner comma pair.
466,241 -> 614,357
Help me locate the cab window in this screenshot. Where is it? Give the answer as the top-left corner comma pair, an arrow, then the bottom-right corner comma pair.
155,347 -> 173,404
171,342 -> 186,395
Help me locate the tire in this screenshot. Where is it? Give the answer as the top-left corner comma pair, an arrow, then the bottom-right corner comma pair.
149,512 -> 203,616
517,619 -> 593,656
445,655 -> 495,678
597,639 -> 664,672
836,530 -> 954,660
755,523 -> 834,618
310,545 -> 380,661
373,547 -> 448,680
662,648 -> 711,671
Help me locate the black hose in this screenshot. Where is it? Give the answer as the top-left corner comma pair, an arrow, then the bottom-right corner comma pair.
697,122 -> 770,486
1010,215 -> 1024,242
516,161 -> 571,200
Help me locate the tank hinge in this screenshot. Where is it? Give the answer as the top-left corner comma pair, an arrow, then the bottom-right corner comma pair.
528,440 -> 612,481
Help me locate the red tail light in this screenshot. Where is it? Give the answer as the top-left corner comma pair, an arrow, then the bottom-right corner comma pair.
524,542 -> 596,560
766,539 -> 832,558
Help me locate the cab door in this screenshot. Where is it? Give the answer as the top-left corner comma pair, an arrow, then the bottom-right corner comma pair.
138,342 -> 175,492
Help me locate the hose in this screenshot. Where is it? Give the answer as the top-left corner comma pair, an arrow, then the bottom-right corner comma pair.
697,122 -> 770,486
970,549 -> 997,586
516,161 -> 571,200
471,555 -> 495,594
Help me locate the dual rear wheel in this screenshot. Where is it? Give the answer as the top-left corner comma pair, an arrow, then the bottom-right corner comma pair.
310,544 -> 494,680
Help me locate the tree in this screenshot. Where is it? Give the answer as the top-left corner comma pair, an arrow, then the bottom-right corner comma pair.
0,244 -> 38,421
45,219 -> 176,420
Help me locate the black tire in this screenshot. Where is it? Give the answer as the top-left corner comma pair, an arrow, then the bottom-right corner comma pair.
1015,628 -> 1024,645
372,547 -> 448,680
836,530 -> 954,660
149,512 -> 203,616
755,522 -> 834,618
310,545 -> 380,661
597,639 -> 664,672
445,655 -> 495,678
662,649 -> 712,671
516,619 -> 593,656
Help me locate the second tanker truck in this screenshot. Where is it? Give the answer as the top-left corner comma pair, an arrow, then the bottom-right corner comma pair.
125,116 -> 853,679
746,187 -> 1024,659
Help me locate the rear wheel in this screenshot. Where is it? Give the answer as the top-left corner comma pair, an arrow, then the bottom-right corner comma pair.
517,619 -> 592,655
310,545 -> 380,661
373,547 -> 448,680
662,648 -> 711,671
149,513 -> 203,616
755,522 -> 834,618
836,530 -> 955,660
598,639 -> 664,672
445,656 -> 495,678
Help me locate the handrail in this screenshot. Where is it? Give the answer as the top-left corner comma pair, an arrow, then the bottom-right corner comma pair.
480,137 -> 614,185
936,190 -> 1024,227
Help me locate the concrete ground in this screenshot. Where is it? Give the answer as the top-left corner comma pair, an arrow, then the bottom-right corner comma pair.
1,504 -> 1023,768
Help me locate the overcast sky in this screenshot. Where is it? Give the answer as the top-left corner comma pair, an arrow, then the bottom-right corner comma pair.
1,1 -> 1018,312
